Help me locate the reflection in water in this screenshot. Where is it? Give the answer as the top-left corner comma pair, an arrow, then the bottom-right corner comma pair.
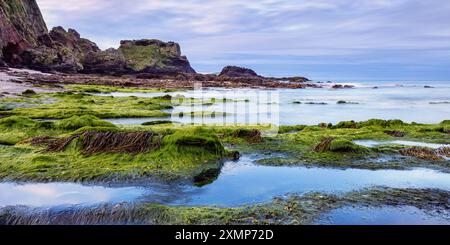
2,155 -> 450,208
0,183 -> 146,207
171,155 -> 450,207
316,206 -> 450,225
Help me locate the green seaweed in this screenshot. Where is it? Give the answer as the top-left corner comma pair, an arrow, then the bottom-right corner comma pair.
55,115 -> 116,130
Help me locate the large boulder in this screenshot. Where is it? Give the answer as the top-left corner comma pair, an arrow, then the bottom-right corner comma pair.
219,66 -> 259,78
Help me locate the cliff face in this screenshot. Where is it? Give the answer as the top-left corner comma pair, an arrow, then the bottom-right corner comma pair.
82,39 -> 196,75
0,0 -> 196,74
21,26 -> 102,73
0,0 -> 48,65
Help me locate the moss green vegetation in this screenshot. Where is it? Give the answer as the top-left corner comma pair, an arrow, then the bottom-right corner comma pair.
0,116 -> 62,145
0,119 -> 235,183
55,115 -> 116,130
0,92 -> 171,119
0,119 -> 267,183
247,119 -> 450,170
119,45 -> 169,71
1,187 -> 447,225
0,113 -> 449,182
1,82 -> 449,182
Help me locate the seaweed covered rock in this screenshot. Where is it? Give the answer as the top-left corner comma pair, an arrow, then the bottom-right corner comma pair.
329,139 -> 366,153
313,137 -> 367,153
333,119 -> 406,129
165,130 -> 225,155
55,115 -> 116,130
21,89 -> 36,96
359,119 -> 406,128
0,116 -> 36,128
333,120 -> 358,129
232,128 -> 263,143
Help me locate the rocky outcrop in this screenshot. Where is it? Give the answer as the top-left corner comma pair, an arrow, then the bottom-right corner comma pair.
219,66 -> 259,78
82,39 -> 196,75
21,26 -> 102,73
82,48 -> 129,75
0,1 -> 196,75
1,1 -> 311,82
0,0 -> 48,65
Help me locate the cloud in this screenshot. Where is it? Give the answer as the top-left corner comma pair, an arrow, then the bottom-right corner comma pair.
35,0 -> 450,80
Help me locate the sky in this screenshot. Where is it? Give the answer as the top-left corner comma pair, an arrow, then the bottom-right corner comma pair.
36,0 -> 450,81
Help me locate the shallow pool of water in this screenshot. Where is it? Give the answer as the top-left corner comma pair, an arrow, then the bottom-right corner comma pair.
0,183 -> 145,207
354,140 -> 450,149
96,84 -> 450,125
169,155 -> 450,206
3,155 -> 450,208
316,206 -> 450,225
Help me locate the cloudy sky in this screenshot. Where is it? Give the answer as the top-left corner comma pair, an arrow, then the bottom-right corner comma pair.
36,0 -> 450,80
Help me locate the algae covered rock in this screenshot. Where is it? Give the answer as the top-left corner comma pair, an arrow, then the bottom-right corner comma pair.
55,115 -> 116,130
0,116 -> 36,128
118,39 -> 196,74
329,139 -> 367,153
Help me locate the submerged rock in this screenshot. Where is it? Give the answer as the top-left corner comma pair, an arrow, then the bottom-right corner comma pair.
332,84 -> 355,89
337,100 -> 359,104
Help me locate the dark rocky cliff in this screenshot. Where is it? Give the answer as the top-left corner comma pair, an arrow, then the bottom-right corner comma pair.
0,0 -> 48,65
83,39 -> 196,75
0,0 -> 196,74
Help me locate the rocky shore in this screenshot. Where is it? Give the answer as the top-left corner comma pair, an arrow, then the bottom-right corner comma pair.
0,0 -> 313,89
1,67 -> 318,91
